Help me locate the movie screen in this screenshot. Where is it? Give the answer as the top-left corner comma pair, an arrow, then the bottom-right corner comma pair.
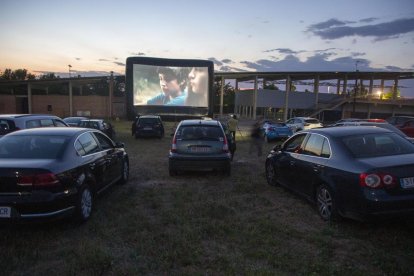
133,64 -> 209,108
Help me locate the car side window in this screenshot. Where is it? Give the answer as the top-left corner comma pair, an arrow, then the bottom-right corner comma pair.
75,140 -> 86,156
54,119 -> 67,127
284,133 -> 307,153
321,139 -> 331,158
77,132 -> 99,155
26,120 -> 41,128
40,119 -> 54,127
93,132 -> 114,150
303,134 -> 325,157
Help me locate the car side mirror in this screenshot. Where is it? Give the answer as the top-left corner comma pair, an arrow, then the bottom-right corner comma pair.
115,142 -> 125,148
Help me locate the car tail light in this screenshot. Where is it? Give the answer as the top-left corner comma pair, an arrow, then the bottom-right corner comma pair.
170,134 -> 177,153
17,173 -> 60,187
222,135 -> 229,153
359,173 -> 396,189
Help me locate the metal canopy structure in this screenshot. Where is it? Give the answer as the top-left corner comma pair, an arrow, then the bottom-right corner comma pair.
213,71 -> 414,120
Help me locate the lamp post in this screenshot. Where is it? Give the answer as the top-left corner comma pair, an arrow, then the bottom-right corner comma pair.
68,64 -> 72,78
352,61 -> 360,115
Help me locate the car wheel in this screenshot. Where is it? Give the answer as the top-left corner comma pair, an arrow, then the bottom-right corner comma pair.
118,158 -> 129,184
265,160 -> 278,186
316,184 -> 338,221
74,184 -> 93,223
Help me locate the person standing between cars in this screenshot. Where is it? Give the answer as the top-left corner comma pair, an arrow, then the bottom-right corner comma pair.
249,120 -> 263,157
185,67 -> 208,107
147,67 -> 186,105
227,114 -> 238,142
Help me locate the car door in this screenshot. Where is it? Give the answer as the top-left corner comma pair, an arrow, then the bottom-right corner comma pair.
92,131 -> 121,184
75,132 -> 110,191
276,133 -> 308,188
294,134 -> 330,198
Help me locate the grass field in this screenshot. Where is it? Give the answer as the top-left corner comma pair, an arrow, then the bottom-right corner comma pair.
1,119 -> 414,275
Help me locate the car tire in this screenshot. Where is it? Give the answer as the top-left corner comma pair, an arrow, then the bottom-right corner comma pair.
265,160 -> 278,186
118,158 -> 129,184
74,184 -> 93,223
316,184 -> 339,221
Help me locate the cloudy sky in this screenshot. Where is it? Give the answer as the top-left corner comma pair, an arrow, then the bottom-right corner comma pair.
1,0 -> 414,95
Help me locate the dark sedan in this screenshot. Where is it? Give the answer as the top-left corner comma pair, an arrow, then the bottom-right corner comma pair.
0,127 -> 129,223
265,126 -> 414,221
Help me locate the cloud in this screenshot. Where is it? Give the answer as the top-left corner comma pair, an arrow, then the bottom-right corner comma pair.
308,17 -> 414,40
114,62 -> 125,66
218,65 -> 248,72
208,57 -> 223,66
99,59 -> 110,62
385,65 -> 403,71
359,17 -> 378,23
263,48 -> 305,54
351,52 -> 366,57
221,59 -> 233,64
130,52 -> 145,56
75,57 -> 81,61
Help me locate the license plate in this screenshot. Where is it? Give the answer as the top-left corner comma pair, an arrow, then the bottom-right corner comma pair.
190,147 -> 210,153
400,177 -> 414,189
0,207 -> 11,218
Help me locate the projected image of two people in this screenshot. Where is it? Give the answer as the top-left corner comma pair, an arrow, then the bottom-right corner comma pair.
133,65 -> 208,107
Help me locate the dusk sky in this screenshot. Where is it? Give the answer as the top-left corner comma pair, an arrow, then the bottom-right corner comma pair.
1,0 -> 414,95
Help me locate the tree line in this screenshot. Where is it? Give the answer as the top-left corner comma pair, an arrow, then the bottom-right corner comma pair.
0,68 -> 59,80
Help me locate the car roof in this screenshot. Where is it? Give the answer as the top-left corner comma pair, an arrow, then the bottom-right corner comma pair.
179,119 -> 222,127
0,114 -> 60,119
307,126 -> 392,137
80,119 -> 103,122
139,115 -> 160,119
3,127 -> 90,136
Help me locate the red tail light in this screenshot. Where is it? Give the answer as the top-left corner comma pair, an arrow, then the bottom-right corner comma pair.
359,172 -> 396,189
222,135 -> 229,153
17,173 -> 60,187
170,134 -> 177,153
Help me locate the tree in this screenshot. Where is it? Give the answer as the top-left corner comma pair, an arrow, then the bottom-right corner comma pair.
263,82 -> 279,90
1,68 -> 36,80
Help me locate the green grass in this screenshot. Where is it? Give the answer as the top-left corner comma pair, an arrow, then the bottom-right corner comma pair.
1,119 -> 414,275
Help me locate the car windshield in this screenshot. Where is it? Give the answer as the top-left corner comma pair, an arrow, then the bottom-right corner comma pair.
177,125 -> 224,140
0,135 -> 69,159
342,133 -> 414,158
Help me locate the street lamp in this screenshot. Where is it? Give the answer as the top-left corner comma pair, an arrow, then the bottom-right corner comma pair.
68,64 -> 72,78
377,90 -> 382,99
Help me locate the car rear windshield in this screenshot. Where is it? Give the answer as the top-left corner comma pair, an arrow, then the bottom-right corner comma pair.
342,133 -> 414,158
139,118 -> 159,124
305,119 -> 320,124
0,119 -> 14,135
0,135 -> 69,159
176,125 -> 224,141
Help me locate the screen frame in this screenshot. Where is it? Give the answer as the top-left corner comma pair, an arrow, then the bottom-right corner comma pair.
125,57 -> 214,119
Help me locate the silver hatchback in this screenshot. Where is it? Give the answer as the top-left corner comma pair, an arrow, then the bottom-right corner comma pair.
168,119 -> 231,176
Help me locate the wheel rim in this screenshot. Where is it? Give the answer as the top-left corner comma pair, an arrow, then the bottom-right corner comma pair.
81,188 -> 92,218
123,160 -> 129,180
317,188 -> 332,220
266,162 -> 275,184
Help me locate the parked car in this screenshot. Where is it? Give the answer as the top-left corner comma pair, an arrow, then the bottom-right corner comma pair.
169,119 -> 231,176
265,126 -> 414,221
134,115 -> 164,139
78,119 -> 115,139
220,122 -> 236,161
63,116 -> 88,127
333,121 -> 414,143
0,114 -> 68,137
0,127 -> 129,223
263,122 -> 293,142
285,117 -> 322,132
397,120 -> 414,138
386,116 -> 414,127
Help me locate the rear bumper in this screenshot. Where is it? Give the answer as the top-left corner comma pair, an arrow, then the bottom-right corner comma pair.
135,129 -> 162,137
169,155 -> 231,172
0,189 -> 77,222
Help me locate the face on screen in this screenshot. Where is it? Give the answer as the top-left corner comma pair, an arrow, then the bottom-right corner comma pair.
133,65 -> 208,107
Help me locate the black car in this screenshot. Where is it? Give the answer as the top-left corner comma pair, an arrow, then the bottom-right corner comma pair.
265,126 -> 414,221
0,127 -> 129,223
78,119 -> 115,139
134,115 -> 164,139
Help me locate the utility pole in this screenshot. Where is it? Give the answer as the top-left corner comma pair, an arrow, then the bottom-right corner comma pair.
68,64 -> 72,78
